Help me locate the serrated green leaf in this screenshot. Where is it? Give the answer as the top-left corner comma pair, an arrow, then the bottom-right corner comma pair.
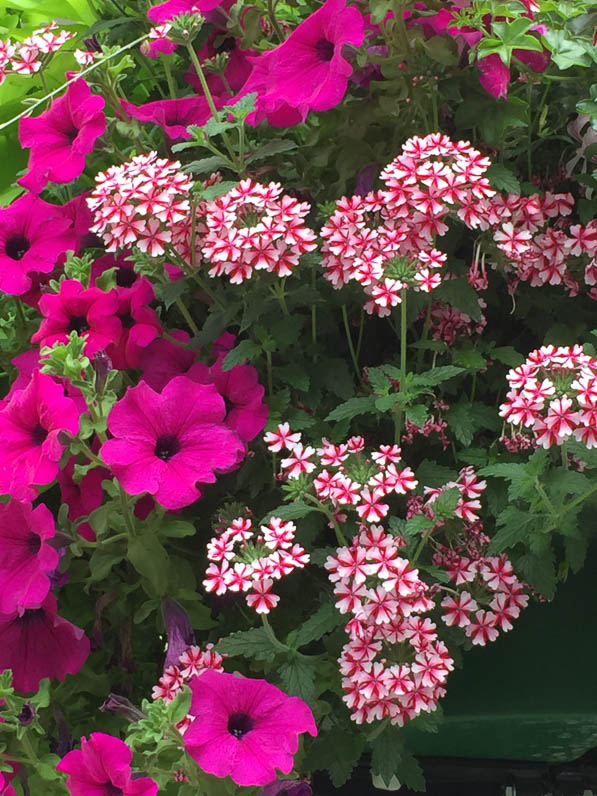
246,139 -> 298,164
445,400 -> 499,446
371,725 -> 405,785
516,549 -> 556,599
183,155 -> 230,174
202,180 -> 238,200
222,340 -> 261,371
295,602 -> 343,648
276,364 -> 309,392
325,396 -> 377,423
411,365 -> 465,388
217,627 -> 278,662
486,164 -> 521,194
306,727 -> 365,788
322,357 -> 354,400
262,501 -> 314,522
368,367 -> 391,394
491,346 -> 524,367
405,404 -> 428,428
155,278 -> 189,310
278,656 -> 318,704
490,506 -> 541,553
433,277 -> 483,322
404,513 -> 435,537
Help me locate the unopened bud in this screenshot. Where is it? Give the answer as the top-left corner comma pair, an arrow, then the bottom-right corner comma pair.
92,350 -> 112,394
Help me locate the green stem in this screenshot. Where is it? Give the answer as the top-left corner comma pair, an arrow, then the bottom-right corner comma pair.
302,493 -> 347,546
118,484 -> 136,538
175,296 -> 199,335
534,477 -> 557,519
265,349 -> 273,399
261,614 -> 291,653
185,43 -> 237,164
0,34 -> 149,131
276,278 -> 289,316
355,308 -> 365,364
163,58 -> 177,100
393,289 -> 408,444
561,442 -> 568,470
14,297 -> 26,332
416,297 -> 432,371
561,481 -> 597,515
412,526 -> 432,564
341,305 -> 361,384
266,0 -> 285,42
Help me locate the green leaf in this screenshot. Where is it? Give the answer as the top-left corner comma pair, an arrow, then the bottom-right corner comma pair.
246,139 -> 298,164
262,501 -> 314,522
160,519 -> 196,538
371,725 -> 405,786
295,602 -> 343,648
278,656 -> 318,704
217,627 -> 279,662
199,117 -> 235,137
306,727 -> 365,788
325,396 -> 377,422
416,459 -> 458,487
516,549 -> 556,599
411,365 -> 465,388
404,513 -> 435,537
167,685 -> 192,724
201,180 -> 238,201
89,547 -> 123,581
445,400 -> 499,446
322,357 -> 355,400
128,535 -> 169,596
405,404 -> 428,428
368,367 -> 391,394
490,506 -> 541,553
183,155 -> 230,174
491,346 -> 524,367
155,278 -> 189,310
544,29 -> 592,69
486,163 -> 521,194
276,364 -> 310,392
221,340 -> 261,371
227,91 -> 257,120
453,347 -> 487,370
433,277 -> 483,322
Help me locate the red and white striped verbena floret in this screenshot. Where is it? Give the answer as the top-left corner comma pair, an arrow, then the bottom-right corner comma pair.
499,345 -> 597,448
203,516 -> 309,615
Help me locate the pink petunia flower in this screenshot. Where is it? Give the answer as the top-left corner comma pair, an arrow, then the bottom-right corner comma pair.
0,371 -> 81,501
184,670 -> 317,786
0,593 -> 89,693
18,79 -> 106,193
147,0 -> 222,24
57,456 -> 110,542
138,330 -> 196,391
238,0 -> 364,124
0,193 -> 76,296
107,279 -> 163,369
187,357 -> 268,443
56,732 -> 158,796
0,500 -> 58,613
32,279 -> 122,356
100,376 -> 245,509
120,96 -> 213,140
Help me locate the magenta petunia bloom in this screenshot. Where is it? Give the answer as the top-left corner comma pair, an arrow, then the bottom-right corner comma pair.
138,330 -> 196,392
121,96 -> 213,140
0,371 -> 81,501
240,0 -> 364,121
57,732 -> 158,796
107,279 -> 163,369
90,252 -> 139,289
100,376 -> 245,510
184,670 -> 317,786
57,456 -> 109,542
0,500 -> 58,614
188,357 -> 268,443
148,0 -> 222,23
0,593 -> 90,694
0,766 -> 17,796
0,193 -> 76,296
32,279 -> 121,356
18,79 -> 106,193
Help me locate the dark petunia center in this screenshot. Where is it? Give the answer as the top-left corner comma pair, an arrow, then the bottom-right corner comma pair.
154,433 -> 181,461
5,234 -> 31,261
30,423 -> 48,446
104,784 -> 123,796
227,712 -> 255,739
16,607 -> 45,626
27,533 -> 42,555
119,311 -> 135,329
314,37 -> 335,62
116,267 -> 136,288
68,315 -> 90,334
64,126 -> 79,143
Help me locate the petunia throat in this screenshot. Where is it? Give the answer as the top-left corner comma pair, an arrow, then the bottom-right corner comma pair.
227,712 -> 255,738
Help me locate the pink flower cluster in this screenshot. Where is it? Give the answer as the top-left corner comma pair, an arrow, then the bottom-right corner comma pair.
203,516 -> 309,614
88,152 -> 193,256
321,134 -> 494,316
427,297 -> 487,345
152,643 -> 225,733
326,525 -> 452,726
265,425 -> 418,525
202,179 -> 317,283
499,345 -> 597,448
0,23 -> 74,82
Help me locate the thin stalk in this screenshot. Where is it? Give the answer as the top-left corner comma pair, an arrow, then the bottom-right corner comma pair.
265,349 -> 274,398
261,614 -> 291,653
341,305 -> 361,384
266,0 -> 285,42
416,297 -> 432,371
561,481 -> 597,515
0,34 -> 149,132
302,493 -> 347,546
163,58 -> 177,100
561,442 -> 568,470
185,43 -> 237,164
118,484 -> 136,538
276,278 -> 289,316
393,289 -> 408,444
355,308 -> 365,364
175,296 -> 199,335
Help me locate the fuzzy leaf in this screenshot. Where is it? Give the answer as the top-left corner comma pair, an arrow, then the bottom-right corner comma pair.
89,547 -> 123,581
246,139 -> 298,164
262,501 -> 314,522
325,396 -> 377,422
295,602 -> 343,648
217,627 -> 278,662
306,727 -> 365,787
411,365 -> 465,387
128,536 -> 169,596
445,400 -> 500,446
516,549 -> 556,599
183,155 -> 230,174
222,340 -> 261,371
433,277 -> 483,322
278,656 -> 318,704
486,163 -> 521,193
405,404 -> 428,428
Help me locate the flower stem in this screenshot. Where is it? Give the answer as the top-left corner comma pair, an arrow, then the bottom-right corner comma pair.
265,349 -> 274,399
266,0 -> 285,42
118,484 -> 137,538
261,614 -> 291,653
341,305 -> 361,385
302,493 -> 347,546
163,58 -> 177,100
393,289 -> 408,444
175,296 -> 199,335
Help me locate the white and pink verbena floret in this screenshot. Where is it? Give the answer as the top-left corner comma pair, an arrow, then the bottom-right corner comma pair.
499,344 -> 597,448
203,516 -> 309,614
201,178 -> 317,284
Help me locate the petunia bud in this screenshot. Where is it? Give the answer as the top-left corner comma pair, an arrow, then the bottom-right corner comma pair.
92,350 -> 112,395
99,694 -> 146,722
162,597 -> 195,669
